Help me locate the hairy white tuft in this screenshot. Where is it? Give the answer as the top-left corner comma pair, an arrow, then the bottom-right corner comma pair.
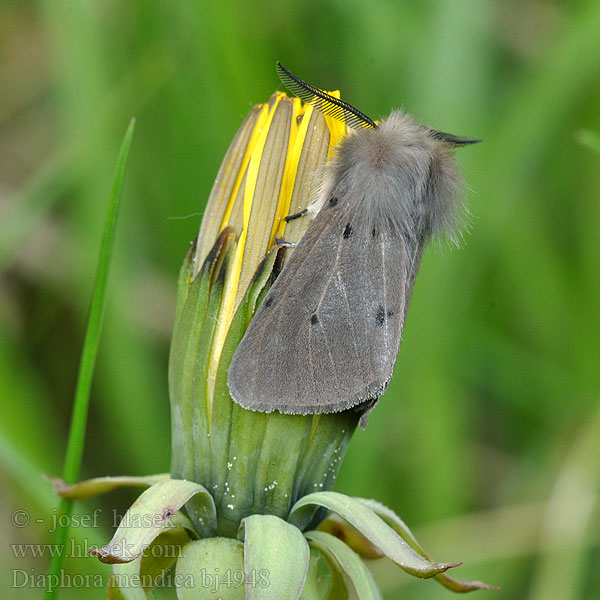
313,110 -> 467,245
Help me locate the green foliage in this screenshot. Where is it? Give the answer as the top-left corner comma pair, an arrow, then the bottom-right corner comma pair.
1,1 -> 599,598
44,118 -> 135,600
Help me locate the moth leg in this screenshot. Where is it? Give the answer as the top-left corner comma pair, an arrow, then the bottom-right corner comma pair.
274,237 -> 297,248
284,208 -> 308,222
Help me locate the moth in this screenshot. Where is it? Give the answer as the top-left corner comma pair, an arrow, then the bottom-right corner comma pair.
227,62 -> 479,418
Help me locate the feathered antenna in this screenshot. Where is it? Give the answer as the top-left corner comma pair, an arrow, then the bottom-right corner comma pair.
429,129 -> 482,146
276,61 -> 377,130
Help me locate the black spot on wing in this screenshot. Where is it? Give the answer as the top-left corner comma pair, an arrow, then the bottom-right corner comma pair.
372,227 -> 377,238
264,297 -> 273,307
329,196 -> 339,207
310,313 -> 319,325
343,223 -> 353,239
375,305 -> 385,326
387,310 -> 394,317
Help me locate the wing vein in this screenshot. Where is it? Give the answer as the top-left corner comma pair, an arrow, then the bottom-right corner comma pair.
336,271 -> 360,361
316,234 -> 344,312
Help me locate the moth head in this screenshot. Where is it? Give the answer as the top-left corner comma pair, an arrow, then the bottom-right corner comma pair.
421,126 -> 481,245
336,111 -> 476,245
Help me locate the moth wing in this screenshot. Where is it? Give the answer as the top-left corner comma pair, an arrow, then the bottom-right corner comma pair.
227,201 -> 414,414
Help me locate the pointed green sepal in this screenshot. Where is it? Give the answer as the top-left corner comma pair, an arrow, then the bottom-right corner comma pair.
107,518 -> 194,599
49,473 -> 170,500
289,492 -> 458,579
169,228 -> 232,483
356,498 -> 497,592
91,479 -> 215,564
306,530 -> 382,599
317,513 -> 383,560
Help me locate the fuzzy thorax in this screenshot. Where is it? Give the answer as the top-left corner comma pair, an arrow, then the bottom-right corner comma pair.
313,110 -> 466,245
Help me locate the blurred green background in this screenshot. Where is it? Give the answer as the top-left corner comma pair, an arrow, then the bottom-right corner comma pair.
1,0 -> 599,598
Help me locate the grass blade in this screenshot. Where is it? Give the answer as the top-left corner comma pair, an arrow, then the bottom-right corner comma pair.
44,118 -> 136,599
